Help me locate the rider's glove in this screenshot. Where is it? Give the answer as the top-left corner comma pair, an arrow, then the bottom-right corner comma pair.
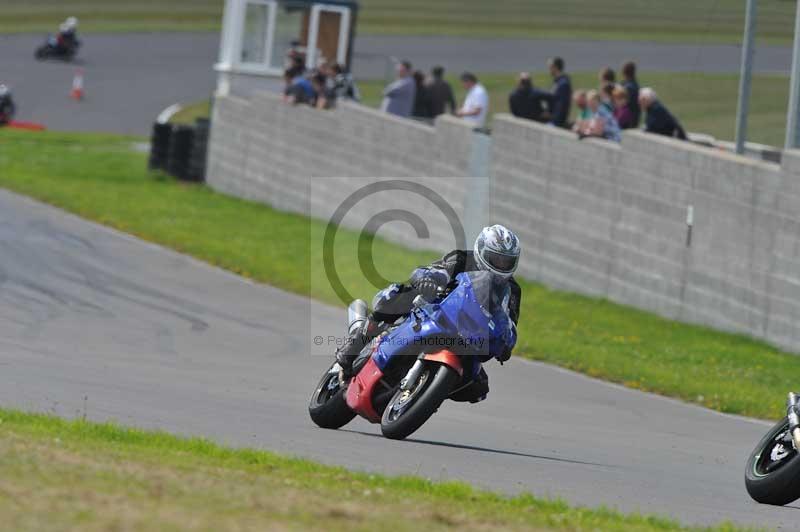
416,277 -> 442,303
495,347 -> 512,363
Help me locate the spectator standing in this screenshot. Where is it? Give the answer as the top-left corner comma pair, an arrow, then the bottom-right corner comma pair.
427,66 -> 456,117
579,90 -> 620,142
412,70 -> 433,120
547,57 -> 572,128
612,85 -> 635,129
639,87 -> 687,140
600,82 -> 615,113
509,72 -> 549,123
571,89 -> 591,133
621,61 -> 641,127
457,72 -> 489,128
331,63 -> 360,102
599,66 -> 616,85
381,60 -> 416,118
311,72 -> 336,109
283,67 -> 315,105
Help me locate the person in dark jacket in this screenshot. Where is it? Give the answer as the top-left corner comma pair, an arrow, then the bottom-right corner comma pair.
509,72 -> 549,123
621,61 -> 641,127
335,225 -> 523,403
331,63 -> 360,102
427,65 -> 456,117
412,70 -> 433,119
547,56 -> 572,128
639,87 -> 687,140
599,66 -> 616,85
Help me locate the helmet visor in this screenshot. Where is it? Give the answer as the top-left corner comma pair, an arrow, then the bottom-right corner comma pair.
483,249 -> 518,273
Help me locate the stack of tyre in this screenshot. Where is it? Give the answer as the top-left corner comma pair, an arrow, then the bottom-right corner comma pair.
148,118 -> 208,183
187,118 -> 210,183
166,126 -> 194,180
148,123 -> 172,171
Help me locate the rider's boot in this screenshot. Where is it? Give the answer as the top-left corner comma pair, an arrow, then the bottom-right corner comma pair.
335,318 -> 377,377
335,333 -> 366,376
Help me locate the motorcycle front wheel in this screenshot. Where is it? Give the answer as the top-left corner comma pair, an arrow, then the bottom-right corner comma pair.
308,362 -> 356,430
380,362 -> 459,440
34,46 -> 48,60
745,418 -> 800,505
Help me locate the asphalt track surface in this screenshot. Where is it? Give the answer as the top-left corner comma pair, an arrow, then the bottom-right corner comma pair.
1,32 -> 794,135
0,188 -> 797,530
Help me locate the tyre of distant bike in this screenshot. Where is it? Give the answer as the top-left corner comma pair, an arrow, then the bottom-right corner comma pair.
745,418 -> 800,506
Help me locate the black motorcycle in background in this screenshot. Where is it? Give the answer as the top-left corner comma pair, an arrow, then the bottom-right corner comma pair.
35,35 -> 81,61
745,392 -> 800,505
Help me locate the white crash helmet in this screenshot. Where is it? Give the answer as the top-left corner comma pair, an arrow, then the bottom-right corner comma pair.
65,17 -> 78,30
474,224 -> 521,278
0,85 -> 10,98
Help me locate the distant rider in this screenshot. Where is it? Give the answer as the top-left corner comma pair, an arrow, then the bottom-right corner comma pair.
56,17 -> 80,52
0,85 -> 16,126
336,224 -> 522,403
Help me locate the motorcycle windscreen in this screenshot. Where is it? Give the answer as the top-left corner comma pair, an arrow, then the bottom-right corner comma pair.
437,271 -> 511,357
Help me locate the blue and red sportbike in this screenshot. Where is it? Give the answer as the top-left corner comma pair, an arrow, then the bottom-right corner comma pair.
309,271 -> 516,440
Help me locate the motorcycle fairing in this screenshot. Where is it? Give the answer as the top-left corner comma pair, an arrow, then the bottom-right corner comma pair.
423,350 -> 463,376
372,271 -> 514,379
345,356 -> 383,423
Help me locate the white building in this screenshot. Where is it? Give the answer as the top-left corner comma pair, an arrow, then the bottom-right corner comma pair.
215,0 -> 358,96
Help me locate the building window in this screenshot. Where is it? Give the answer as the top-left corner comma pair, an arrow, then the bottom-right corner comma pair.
241,2 -> 269,64
269,3 -> 304,70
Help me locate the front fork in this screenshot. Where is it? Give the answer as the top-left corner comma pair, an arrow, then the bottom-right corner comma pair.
787,392 -> 800,450
400,359 -> 425,392
400,351 -> 465,392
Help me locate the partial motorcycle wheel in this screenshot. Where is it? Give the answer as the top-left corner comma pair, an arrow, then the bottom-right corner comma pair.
381,362 -> 459,440
34,46 -> 48,60
745,418 -> 800,505
308,362 -> 356,429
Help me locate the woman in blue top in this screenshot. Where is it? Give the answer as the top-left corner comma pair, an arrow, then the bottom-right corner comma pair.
579,89 -> 621,142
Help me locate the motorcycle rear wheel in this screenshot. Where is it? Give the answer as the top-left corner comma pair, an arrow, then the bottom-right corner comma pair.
380,362 -> 459,440
308,363 -> 356,430
745,418 -> 800,505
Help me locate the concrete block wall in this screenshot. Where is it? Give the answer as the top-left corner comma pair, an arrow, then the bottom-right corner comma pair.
207,91 -> 800,352
207,92 -> 483,254
490,114 -> 800,351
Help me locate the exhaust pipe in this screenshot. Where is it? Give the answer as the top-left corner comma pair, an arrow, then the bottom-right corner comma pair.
787,392 -> 800,450
347,299 -> 369,335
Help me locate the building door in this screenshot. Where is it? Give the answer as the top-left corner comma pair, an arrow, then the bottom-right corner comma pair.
305,4 -> 351,70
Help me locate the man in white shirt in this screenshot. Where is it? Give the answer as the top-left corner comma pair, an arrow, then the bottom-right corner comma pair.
457,72 -> 489,128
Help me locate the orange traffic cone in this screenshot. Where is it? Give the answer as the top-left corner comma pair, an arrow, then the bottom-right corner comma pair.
70,69 -> 84,100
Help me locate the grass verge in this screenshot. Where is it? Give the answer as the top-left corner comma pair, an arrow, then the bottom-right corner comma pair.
0,407 -> 751,531
0,129 -> 797,420
356,0 -> 797,44
1,0 -> 223,33
169,100 -> 213,126
1,0 -> 797,45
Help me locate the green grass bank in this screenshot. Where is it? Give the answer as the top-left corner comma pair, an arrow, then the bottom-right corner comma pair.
0,408 -> 752,531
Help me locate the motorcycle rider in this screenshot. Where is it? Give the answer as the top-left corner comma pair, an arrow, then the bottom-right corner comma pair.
56,17 -> 80,52
336,224 -> 522,403
0,85 -> 16,126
